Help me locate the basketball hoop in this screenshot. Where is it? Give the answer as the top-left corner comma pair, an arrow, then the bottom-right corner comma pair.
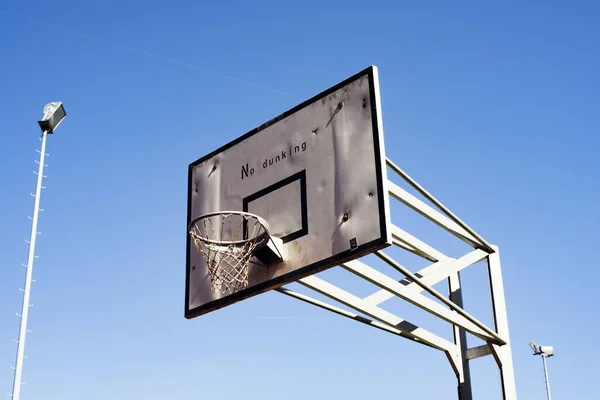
188,211 -> 272,295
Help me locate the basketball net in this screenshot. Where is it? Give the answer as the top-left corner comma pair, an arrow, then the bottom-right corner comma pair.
189,212 -> 268,295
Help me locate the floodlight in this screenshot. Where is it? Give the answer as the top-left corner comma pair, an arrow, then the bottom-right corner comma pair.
539,346 -> 554,357
37,101 -> 67,133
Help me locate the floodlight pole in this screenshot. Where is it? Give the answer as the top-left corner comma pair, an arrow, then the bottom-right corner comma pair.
541,355 -> 552,400
11,102 -> 66,400
530,342 -> 553,400
11,131 -> 48,400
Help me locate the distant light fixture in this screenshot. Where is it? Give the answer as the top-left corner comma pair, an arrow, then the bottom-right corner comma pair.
530,341 -> 554,357
529,341 -> 554,400
37,102 -> 67,133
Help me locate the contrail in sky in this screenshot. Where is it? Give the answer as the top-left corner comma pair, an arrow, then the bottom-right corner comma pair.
0,9 -> 296,98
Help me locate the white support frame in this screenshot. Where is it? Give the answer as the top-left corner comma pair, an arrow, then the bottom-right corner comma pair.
277,157 -> 517,400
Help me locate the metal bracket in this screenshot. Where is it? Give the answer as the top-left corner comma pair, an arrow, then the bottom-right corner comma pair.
277,156 -> 517,399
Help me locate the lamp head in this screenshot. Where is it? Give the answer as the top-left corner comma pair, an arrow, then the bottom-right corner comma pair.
539,346 -> 554,357
38,102 -> 66,133
530,341 -> 554,357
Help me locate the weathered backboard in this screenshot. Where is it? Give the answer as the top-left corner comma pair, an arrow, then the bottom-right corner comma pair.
186,66 -> 391,318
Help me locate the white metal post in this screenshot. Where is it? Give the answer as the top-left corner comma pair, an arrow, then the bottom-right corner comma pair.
542,355 -> 552,400
487,248 -> 517,400
11,131 -> 49,400
448,273 -> 473,400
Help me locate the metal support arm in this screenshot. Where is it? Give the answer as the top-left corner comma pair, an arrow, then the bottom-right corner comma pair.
297,275 -> 457,354
386,158 -> 494,253
275,286 -> 436,348
342,259 -> 498,343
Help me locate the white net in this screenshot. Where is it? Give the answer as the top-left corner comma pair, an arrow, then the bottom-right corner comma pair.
189,212 -> 268,295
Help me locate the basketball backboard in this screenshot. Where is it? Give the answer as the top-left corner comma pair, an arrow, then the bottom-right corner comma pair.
186,66 -> 391,319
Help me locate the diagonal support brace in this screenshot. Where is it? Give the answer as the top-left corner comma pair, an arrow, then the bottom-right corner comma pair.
342,259 -> 498,343
376,251 -> 506,345
297,275 -> 457,353
275,286 -> 436,348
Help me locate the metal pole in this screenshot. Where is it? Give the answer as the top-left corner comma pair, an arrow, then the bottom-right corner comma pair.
448,273 -> 473,400
542,355 -> 552,400
11,131 -> 49,400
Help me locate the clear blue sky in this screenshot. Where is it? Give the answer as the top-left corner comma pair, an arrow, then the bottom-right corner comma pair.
1,1 -> 598,399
